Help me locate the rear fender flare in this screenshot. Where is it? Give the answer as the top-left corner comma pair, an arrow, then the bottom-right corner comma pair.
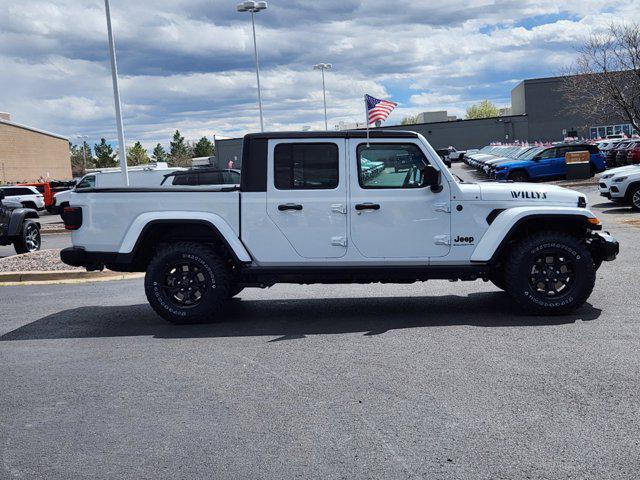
119,211 -> 252,263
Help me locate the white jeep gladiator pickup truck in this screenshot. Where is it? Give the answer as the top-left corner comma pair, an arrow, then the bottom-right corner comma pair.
61,131 -> 619,324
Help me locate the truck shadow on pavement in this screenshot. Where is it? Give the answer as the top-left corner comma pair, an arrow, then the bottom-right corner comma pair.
1,292 -> 602,342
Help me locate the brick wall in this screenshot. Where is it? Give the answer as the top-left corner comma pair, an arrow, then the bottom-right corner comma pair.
0,122 -> 71,183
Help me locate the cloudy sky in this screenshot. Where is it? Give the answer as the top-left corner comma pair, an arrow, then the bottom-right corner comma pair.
1,0 -> 639,150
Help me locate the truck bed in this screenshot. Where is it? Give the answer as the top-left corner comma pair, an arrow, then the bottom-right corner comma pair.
68,187 -> 241,253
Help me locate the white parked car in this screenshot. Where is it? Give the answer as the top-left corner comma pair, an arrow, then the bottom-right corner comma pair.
0,185 -> 45,210
61,131 -> 618,324
53,163 -> 186,213
600,166 -> 640,209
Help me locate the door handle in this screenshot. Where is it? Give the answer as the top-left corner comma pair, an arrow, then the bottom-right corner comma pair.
278,203 -> 303,211
355,203 -> 380,211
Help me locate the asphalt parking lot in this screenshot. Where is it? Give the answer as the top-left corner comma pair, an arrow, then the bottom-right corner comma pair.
2,172 -> 639,479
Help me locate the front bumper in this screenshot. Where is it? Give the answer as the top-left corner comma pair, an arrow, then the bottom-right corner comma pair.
588,232 -> 619,263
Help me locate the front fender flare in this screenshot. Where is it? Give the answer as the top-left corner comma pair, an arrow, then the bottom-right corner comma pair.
470,207 -> 598,263
7,208 -> 39,236
119,211 -> 252,263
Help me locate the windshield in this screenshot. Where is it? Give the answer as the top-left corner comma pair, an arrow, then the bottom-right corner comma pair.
517,147 -> 545,160
76,175 -> 96,189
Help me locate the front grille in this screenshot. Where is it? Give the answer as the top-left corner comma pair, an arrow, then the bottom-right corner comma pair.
599,183 -> 607,188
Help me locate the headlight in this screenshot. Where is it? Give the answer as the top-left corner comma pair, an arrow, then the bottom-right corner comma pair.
614,177 -> 628,182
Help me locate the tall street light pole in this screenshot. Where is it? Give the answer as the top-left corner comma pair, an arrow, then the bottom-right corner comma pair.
313,63 -> 332,130
237,1 -> 267,132
104,0 -> 129,186
77,135 -> 89,174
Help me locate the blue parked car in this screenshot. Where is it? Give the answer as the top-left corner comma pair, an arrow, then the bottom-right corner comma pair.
493,144 -> 606,182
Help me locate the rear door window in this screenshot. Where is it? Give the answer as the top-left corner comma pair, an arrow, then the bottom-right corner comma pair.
274,143 -> 339,190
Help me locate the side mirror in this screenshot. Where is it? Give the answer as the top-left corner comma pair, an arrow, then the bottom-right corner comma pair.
421,165 -> 442,192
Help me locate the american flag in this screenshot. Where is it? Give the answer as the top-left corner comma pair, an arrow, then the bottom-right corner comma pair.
365,94 -> 397,125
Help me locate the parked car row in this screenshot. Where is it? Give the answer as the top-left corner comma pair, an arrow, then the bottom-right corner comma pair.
598,139 -> 640,169
463,143 -> 607,182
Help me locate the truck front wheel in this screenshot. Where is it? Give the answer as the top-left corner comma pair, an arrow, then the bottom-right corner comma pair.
144,242 -> 230,324
504,232 -> 595,315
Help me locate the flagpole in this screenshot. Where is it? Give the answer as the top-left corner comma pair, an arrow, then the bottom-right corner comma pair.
364,95 -> 370,146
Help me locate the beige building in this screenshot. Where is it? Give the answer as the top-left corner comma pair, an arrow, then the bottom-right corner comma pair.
0,112 -> 71,183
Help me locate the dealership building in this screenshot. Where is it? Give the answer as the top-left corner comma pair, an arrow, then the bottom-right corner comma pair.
213,73 -> 638,164
0,113 -> 71,183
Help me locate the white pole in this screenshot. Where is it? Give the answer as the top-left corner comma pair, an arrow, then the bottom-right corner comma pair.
321,69 -> 328,130
364,95 -> 370,146
251,11 -> 265,132
104,0 -> 129,186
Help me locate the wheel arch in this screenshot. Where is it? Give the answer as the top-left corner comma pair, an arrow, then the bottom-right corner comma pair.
121,216 -> 251,271
624,180 -> 640,201
471,208 -> 599,264
7,209 -> 39,236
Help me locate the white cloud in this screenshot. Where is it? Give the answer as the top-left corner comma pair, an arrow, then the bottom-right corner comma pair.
0,0 -> 638,149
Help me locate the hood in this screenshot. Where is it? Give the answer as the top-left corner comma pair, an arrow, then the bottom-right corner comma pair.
0,198 -> 21,210
479,182 -> 583,206
601,165 -> 640,179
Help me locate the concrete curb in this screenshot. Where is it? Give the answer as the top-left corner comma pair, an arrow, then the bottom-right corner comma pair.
41,228 -> 69,235
0,270 -> 143,285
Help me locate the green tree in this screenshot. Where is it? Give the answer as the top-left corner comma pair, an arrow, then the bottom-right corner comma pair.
152,143 -> 168,162
400,115 -> 419,125
193,136 -> 215,157
126,141 -> 151,166
169,130 -> 192,167
465,100 -> 500,119
93,138 -> 118,168
69,141 -> 94,176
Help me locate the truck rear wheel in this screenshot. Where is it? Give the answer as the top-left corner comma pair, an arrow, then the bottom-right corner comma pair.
144,242 -> 230,324
504,231 -> 595,315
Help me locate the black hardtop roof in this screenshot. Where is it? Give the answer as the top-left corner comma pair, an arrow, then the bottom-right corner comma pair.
243,130 -> 419,140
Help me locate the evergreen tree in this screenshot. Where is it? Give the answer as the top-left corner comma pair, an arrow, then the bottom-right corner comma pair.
93,138 -> 118,168
152,143 -> 168,162
127,141 -> 151,166
193,136 -> 215,157
169,130 -> 192,167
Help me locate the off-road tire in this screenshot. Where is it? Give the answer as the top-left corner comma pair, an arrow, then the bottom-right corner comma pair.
504,231 -> 595,315
628,185 -> 640,211
144,242 -> 230,324
508,170 -> 529,183
13,220 -> 41,254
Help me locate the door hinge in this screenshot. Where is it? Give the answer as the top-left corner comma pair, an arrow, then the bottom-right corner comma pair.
331,236 -> 348,247
434,202 -> 451,213
331,204 -> 347,214
434,234 -> 451,246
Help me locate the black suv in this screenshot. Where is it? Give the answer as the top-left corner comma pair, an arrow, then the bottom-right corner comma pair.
161,168 -> 241,186
0,189 -> 41,254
